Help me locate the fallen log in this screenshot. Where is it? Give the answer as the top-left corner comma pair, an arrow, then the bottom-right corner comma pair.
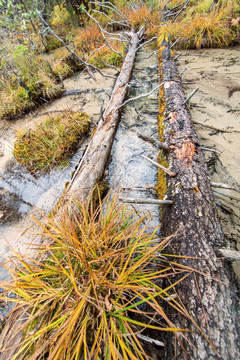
65,26 -> 144,204
158,39 -> 240,359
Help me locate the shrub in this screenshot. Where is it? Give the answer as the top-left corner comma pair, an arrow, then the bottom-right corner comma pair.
74,24 -> 104,53
13,111 -> 90,173
122,3 -> 160,37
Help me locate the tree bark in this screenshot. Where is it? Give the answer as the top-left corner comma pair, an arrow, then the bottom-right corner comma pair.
158,39 -> 240,359
64,27 -> 144,205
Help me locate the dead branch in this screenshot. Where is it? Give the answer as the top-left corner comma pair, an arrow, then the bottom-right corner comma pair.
118,82 -> 164,109
192,120 -> 239,133
182,86 -> 199,105
211,182 -> 238,191
219,249 -> 240,261
200,146 -> 221,154
119,197 -> 173,205
137,131 -> 169,150
82,9 -> 124,60
142,155 -> 176,176
137,36 -> 157,51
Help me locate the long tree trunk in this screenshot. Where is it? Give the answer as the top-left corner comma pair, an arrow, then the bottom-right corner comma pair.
64,27 -> 144,205
158,39 -> 240,359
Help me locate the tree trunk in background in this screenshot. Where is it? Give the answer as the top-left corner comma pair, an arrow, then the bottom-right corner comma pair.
158,39 -> 240,359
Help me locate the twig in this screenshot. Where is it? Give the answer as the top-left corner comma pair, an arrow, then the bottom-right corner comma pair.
211,182 -> 238,191
119,197 -> 173,205
200,146 -> 221,154
213,191 -> 240,202
179,67 -> 187,77
118,82 -> 165,109
182,87 -> 199,105
102,60 -> 119,72
175,52 -> 182,60
172,0 -> 191,22
121,186 -> 155,191
92,1 -> 127,20
137,36 -> 157,51
137,334 -> 164,347
142,155 -> 176,177
86,44 -> 107,62
218,249 -> 240,261
137,131 -> 169,150
193,120 -> 238,133
171,37 -> 181,48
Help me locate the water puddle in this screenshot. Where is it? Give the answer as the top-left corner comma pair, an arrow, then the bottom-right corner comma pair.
177,46 -> 240,280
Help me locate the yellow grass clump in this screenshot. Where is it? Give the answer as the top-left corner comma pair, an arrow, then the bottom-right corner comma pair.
13,111 -> 90,173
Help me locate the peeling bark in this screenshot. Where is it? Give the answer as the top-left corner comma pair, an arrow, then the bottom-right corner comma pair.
158,40 -> 240,359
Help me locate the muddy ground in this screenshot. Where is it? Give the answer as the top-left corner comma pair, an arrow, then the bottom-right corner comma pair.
177,46 -> 240,279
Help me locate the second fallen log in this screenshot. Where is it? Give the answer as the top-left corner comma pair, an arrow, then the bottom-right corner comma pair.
158,38 -> 240,360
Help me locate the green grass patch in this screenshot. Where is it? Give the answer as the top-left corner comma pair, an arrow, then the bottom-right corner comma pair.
13,111 -> 90,173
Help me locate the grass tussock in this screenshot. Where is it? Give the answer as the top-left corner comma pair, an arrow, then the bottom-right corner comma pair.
0,44 -> 64,120
13,111 -> 90,173
161,0 -> 240,48
122,3 -> 160,37
0,193 -> 194,359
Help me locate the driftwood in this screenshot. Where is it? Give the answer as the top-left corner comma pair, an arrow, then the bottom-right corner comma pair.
158,39 -> 240,359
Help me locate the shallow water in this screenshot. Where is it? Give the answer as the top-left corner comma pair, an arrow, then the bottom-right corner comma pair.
108,46 -> 161,232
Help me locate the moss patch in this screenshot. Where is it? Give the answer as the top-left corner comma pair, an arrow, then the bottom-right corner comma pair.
156,47 -> 168,200
13,111 -> 90,173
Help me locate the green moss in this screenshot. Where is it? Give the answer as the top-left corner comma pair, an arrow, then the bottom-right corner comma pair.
13,111 -> 90,173
156,46 -> 168,201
